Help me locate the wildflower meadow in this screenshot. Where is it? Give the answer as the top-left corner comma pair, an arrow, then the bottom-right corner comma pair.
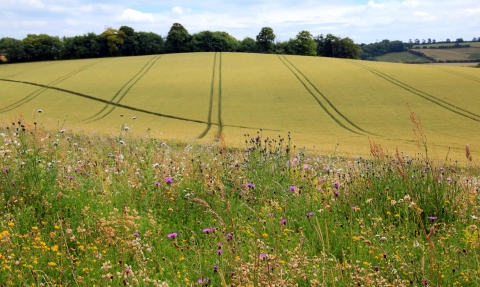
0,119 -> 479,286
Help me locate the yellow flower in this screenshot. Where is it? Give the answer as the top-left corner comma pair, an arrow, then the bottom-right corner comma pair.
48,262 -> 57,267
7,222 -> 14,227
51,245 -> 59,252
32,226 -> 38,230
262,233 -> 268,238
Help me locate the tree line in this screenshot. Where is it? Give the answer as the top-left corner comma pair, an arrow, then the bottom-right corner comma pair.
0,23 -> 362,63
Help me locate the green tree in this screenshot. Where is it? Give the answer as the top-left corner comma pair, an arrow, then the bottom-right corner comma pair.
294,30 -> 317,56
165,23 -> 191,53
61,33 -> 108,59
191,31 -> 238,52
22,34 -> 63,61
101,28 -> 126,55
137,32 -> 165,55
256,27 -> 275,53
316,34 -> 361,59
0,37 -> 26,62
119,26 -> 139,56
238,37 -> 256,52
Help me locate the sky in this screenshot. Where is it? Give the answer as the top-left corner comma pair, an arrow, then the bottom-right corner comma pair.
2,0 -> 480,44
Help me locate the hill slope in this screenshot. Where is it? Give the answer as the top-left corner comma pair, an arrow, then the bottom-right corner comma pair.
1,53 -> 479,160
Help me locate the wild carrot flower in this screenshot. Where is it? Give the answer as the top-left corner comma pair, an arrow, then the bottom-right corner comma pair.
167,232 -> 177,239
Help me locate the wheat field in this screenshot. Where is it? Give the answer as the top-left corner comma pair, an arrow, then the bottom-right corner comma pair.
1,52 -> 479,161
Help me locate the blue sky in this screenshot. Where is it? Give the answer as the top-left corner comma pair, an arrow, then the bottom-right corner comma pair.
2,0 -> 479,44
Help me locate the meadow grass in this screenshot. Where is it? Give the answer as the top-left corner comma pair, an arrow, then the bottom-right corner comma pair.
1,53 -> 480,160
413,43 -> 480,49
0,119 -> 479,286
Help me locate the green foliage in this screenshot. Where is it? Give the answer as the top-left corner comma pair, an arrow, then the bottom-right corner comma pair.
136,32 -> 165,55
101,28 -> 127,55
61,33 -> 109,59
191,31 -> 239,52
360,40 -> 407,59
0,37 -> 26,62
119,26 -> 140,56
238,37 -> 256,52
256,27 -> 276,53
294,30 -> 317,56
316,34 -> 362,59
165,23 -> 192,53
22,34 -> 63,61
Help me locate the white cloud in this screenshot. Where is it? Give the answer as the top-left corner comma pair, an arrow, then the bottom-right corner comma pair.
172,6 -> 184,14
402,0 -> 419,8
120,8 -> 155,22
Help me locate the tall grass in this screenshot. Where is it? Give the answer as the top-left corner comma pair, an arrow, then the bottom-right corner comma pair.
0,120 -> 479,286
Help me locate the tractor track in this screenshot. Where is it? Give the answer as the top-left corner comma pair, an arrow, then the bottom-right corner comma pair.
197,52 -> 217,139
349,61 -> 480,123
0,61 -> 100,113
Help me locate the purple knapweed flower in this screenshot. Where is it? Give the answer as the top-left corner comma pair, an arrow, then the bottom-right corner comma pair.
167,232 -> 177,239
165,176 -> 173,184
423,279 -> 428,285
213,265 -> 218,272
303,164 -> 309,169
352,206 -> 359,211
374,266 -> 379,272
3,167 -> 8,173
198,278 -> 210,285
226,233 -> 233,240
259,253 -> 267,260
11,181 -> 14,186
133,232 -> 140,238
203,227 -> 216,234
429,216 -> 437,222
266,265 -> 273,270
217,249 -> 223,255
334,182 -> 340,189
335,191 -> 340,197
280,219 -> 287,225
247,182 -> 255,189
306,212 -> 314,218
289,185 -> 296,192
155,181 -> 161,187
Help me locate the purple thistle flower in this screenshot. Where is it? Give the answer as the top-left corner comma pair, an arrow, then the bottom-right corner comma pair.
247,182 -> 255,189
213,265 -> 218,272
280,219 -> 287,225
334,191 -> 339,197
306,212 -> 314,218
423,279 -> 428,285
217,249 -> 223,255
374,266 -> 379,272
155,181 -> 160,187
3,167 -> 8,174
165,176 -> 173,184
203,227 -> 216,234
226,233 -> 233,240
334,182 -> 340,189
132,232 -> 140,238
125,268 -> 130,274
429,216 -> 437,222
259,253 -> 267,260
167,232 -> 177,239
289,185 -> 296,192
11,181 -> 14,186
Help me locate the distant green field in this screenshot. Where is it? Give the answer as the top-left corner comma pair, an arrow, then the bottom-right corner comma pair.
411,47 -> 480,62
1,53 -> 480,161
374,51 -> 430,63
413,42 -> 480,48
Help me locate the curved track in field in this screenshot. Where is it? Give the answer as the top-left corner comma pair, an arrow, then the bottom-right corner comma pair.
81,56 -> 162,123
278,56 -> 372,136
430,66 -> 480,84
0,78 -> 282,132
350,61 -> 480,123
197,52 -> 217,139
0,61 -> 100,113
217,52 -> 224,135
